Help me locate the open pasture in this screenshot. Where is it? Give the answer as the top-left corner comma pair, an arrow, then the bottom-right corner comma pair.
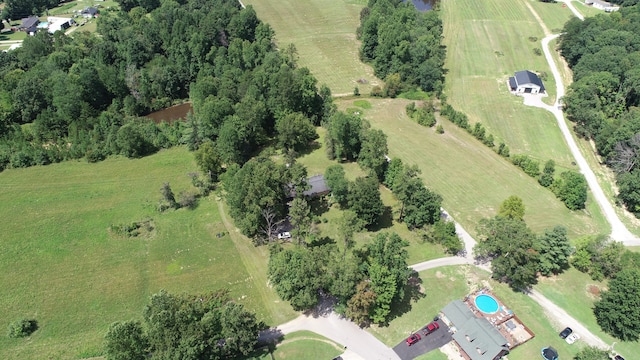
337,98 -> 609,238
441,0 -> 575,163
0,148 -> 293,359
242,0 -> 380,95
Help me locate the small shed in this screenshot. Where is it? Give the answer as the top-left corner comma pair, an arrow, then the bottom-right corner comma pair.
585,0 -> 619,11
81,7 -> 99,18
288,175 -> 331,198
508,70 -> 545,95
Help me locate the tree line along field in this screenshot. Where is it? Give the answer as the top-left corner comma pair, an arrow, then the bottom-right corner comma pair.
0,147 -> 295,359
336,98 -> 609,238
242,0 -> 379,95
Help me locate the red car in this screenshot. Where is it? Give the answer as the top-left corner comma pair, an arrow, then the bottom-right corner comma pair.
406,333 -> 421,346
423,321 -> 440,335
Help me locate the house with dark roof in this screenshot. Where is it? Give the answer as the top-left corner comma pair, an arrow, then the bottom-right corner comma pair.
508,70 -> 545,95
442,300 -> 510,360
19,16 -> 40,34
81,7 -> 99,18
288,175 -> 331,198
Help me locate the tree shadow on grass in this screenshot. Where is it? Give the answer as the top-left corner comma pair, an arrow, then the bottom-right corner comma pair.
367,206 -> 394,232
296,140 -> 322,157
378,271 -> 427,326
309,196 -> 330,217
308,236 -> 335,247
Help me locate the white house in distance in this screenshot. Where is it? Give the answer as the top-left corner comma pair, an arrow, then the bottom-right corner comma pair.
47,17 -> 75,33
508,70 -> 546,95
585,0 -> 620,12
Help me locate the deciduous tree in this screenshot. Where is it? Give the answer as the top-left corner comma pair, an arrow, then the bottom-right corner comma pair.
104,321 -> 148,360
498,195 -> 525,221
594,268 -> 640,341
348,176 -> 384,226
536,226 -> 573,276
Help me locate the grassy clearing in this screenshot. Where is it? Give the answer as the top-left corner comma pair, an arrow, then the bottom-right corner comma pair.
0,148 -> 291,359
535,268 -> 640,358
527,0 -> 578,32
243,0 -> 380,95
441,0 -> 576,163
414,350 -> 448,360
247,331 -> 343,359
0,30 -> 27,41
297,127 -> 447,264
337,97 -> 609,239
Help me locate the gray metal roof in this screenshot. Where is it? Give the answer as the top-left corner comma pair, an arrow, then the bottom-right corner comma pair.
303,175 -> 330,197
443,300 -> 509,360
21,16 -> 40,29
513,70 -> 545,92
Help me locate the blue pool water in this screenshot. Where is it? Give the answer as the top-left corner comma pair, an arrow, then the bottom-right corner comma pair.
475,294 -> 499,314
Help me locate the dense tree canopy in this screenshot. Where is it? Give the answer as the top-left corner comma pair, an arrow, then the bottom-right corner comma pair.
0,0 -> 331,172
559,6 -> 640,215
593,268 -> 640,341
348,176 -> 385,226
358,0 -> 446,93
105,290 -> 262,360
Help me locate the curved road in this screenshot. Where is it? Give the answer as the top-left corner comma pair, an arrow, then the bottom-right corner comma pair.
523,5 -> 640,245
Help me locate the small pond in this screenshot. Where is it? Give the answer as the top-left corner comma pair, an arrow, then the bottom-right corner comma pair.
404,0 -> 437,12
145,102 -> 193,124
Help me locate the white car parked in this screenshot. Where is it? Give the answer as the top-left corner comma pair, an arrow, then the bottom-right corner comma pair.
565,333 -> 580,344
277,232 -> 291,240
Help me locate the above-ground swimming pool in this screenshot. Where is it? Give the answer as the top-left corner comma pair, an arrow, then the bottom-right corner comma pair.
475,294 -> 499,314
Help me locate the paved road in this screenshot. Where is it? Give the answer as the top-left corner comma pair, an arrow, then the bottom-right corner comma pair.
262,311 -> 401,360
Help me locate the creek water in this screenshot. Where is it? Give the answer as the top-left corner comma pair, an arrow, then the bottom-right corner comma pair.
145,102 -> 193,123
405,0 -> 437,11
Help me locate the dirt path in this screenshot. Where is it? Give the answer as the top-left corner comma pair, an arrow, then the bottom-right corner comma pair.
522,3 -> 640,245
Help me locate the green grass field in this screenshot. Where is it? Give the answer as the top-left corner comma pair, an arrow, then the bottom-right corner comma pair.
337,97 -> 609,238
0,148 -> 294,359
535,269 -> 640,358
248,331 -> 343,360
242,0 -> 379,95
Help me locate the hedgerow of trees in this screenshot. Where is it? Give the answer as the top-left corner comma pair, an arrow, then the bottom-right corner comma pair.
559,6 -> 640,216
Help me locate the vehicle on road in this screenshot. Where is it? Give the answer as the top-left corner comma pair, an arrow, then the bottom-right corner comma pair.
614,355 -> 625,360
423,321 -> 440,335
406,333 -> 421,346
559,327 -> 572,339
277,232 -> 291,239
541,346 -> 558,360
565,332 -> 579,344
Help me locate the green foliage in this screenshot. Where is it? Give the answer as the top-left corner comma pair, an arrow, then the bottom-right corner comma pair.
194,140 -> 222,182
497,142 -> 510,158
325,111 -> 363,161
275,112 -> 318,152
104,321 -> 148,360
358,128 -> 388,181
536,226 -> 573,276
348,176 -> 384,226
391,163 -> 442,229
439,103 -> 470,130
498,195 -> 525,221
436,124 -> 444,134
552,171 -> 587,210
422,220 -> 464,255
325,165 -> 350,206
539,159 -> 555,187
289,198 -> 312,245
109,219 -> 154,238
337,210 -> 364,258
268,244 -> 332,310
7,318 -> 38,338
224,157 -> 289,238
346,280 -> 376,327
511,154 -> 540,177
354,232 -> 411,324
593,268 -> 640,341
158,182 -> 177,212
358,1 -> 446,93
405,102 -> 417,118
476,216 -> 540,290
573,346 -> 610,360
570,236 -> 625,280
383,157 -> 403,189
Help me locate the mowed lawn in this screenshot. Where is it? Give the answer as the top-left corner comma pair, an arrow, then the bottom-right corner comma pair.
0,148 -> 294,359
242,0 -> 380,95
337,97 -> 609,238
441,0 -> 577,167
535,269 -> 640,358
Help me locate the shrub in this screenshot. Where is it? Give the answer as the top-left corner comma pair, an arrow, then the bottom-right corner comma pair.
178,191 -> 198,209
7,319 -> 38,338
436,124 -> 444,134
